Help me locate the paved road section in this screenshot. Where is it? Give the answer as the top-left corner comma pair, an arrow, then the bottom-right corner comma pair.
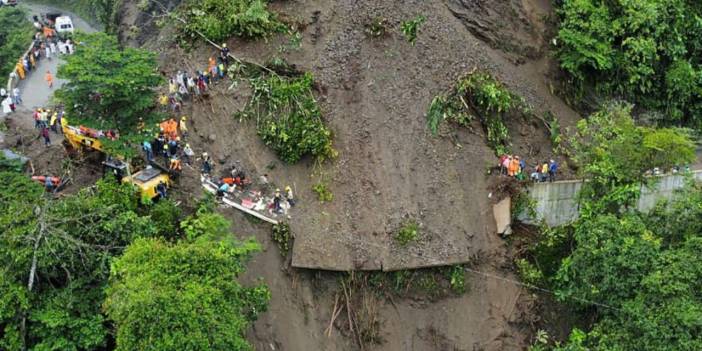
16,2 -> 97,110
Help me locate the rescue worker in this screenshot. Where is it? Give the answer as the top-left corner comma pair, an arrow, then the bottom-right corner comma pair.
183,143 -> 194,164
49,111 -> 58,133
169,156 -> 182,172
40,127 -> 51,146
179,116 -> 188,137
45,70 -> 53,88
285,186 -> 295,207
156,181 -> 167,199
548,159 -> 558,182
217,181 -> 230,199
201,152 -> 212,174
273,188 -> 283,214
220,43 -> 230,65
143,140 -> 153,162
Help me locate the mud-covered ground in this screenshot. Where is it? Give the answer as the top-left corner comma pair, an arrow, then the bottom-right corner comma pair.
9,0 -> 583,349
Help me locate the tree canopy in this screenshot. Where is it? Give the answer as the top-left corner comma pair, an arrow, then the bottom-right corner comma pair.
56,32 -> 163,136
0,167 -> 267,350
570,103 -> 695,214
526,105 -> 702,350
556,0 -> 702,127
0,7 -> 33,79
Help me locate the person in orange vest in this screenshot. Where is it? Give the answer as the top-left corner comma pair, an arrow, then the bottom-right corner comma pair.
45,70 -> 54,88
508,156 -> 520,177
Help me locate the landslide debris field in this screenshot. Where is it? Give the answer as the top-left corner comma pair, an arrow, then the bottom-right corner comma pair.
113,0 -> 576,349
122,0 -> 578,272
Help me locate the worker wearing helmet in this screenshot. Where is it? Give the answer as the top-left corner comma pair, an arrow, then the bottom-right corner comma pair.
201,152 -> 212,175
220,43 -> 230,65
179,116 -> 188,137
285,185 -> 295,207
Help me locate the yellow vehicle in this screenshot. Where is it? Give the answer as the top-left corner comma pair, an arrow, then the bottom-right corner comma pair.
63,124 -> 171,200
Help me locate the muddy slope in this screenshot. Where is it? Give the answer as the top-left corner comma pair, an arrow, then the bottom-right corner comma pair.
111,0 -> 581,349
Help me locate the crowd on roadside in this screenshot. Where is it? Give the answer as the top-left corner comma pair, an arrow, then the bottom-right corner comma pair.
2,14 -> 76,116
499,154 -> 558,183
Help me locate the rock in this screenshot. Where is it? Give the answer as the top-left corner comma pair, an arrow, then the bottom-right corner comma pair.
208,134 -> 216,142
218,156 -> 227,164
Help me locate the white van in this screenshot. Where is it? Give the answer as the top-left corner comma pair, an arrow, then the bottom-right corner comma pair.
55,16 -> 74,36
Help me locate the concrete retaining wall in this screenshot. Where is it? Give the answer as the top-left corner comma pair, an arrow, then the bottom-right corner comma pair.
524,170 -> 702,226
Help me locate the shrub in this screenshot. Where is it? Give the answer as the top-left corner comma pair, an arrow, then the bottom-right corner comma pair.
395,220 -> 419,246
365,17 -> 389,38
447,265 -> 467,294
271,222 -> 292,253
242,72 -> 335,163
427,71 -> 522,155
312,182 -> 333,202
400,15 -> 425,45
180,0 -> 284,42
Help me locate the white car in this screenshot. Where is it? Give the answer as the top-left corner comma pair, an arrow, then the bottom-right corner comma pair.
55,16 -> 74,36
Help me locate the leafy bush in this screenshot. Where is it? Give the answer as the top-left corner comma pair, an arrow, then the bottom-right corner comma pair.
427,71 -> 522,155
365,17 -> 389,38
180,0 -> 284,42
556,0 -> 702,128
271,222 -> 292,253
400,15 -> 425,45
0,8 -> 33,79
516,258 -> 544,286
395,220 -> 419,246
242,72 -> 335,163
312,182 -> 333,202
447,265 -> 467,294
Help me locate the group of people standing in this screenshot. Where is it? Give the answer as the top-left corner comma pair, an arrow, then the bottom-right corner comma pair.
33,106 -> 66,146
141,116 -> 192,175
160,44 -> 232,113
499,154 -> 558,183
0,88 -> 21,115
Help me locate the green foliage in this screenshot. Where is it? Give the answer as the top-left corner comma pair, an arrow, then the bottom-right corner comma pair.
570,103 -> 695,215
56,32 -> 163,155
147,199 -> 182,240
446,265 -> 466,294
0,7 -> 33,79
427,71 -> 522,155
400,15 -> 425,45
0,174 -> 158,350
512,190 -> 537,221
556,0 -> 702,127
271,222 -> 292,253
104,236 -> 269,351
365,17 -> 389,38
0,153 -> 25,173
516,258 -> 544,286
395,220 -> 419,246
312,181 -> 333,202
530,143 -> 702,350
241,72 -> 335,163
180,0 -> 284,42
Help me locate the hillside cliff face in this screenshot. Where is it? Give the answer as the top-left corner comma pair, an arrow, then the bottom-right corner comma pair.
115,0 -> 577,271
111,0 -> 578,349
